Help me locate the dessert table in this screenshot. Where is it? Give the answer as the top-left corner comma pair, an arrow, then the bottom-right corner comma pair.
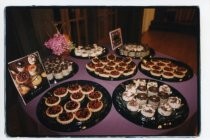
19,46 -> 198,136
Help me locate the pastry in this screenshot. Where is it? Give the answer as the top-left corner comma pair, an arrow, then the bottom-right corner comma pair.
110,70 -> 121,78
141,104 -> 156,118
46,105 -> 63,118
159,84 -> 172,95
176,66 -> 188,73
86,62 -> 96,72
28,64 -> 37,76
126,99 -> 140,112
18,85 -> 30,95
87,100 -> 103,112
135,93 -> 147,106
46,68 -> 54,81
27,54 -> 36,65
16,71 -> 30,84
136,85 -> 147,94
148,95 -> 160,109
16,61 -> 25,72
158,102 -> 173,116
70,92 -> 85,102
173,70 -> 185,78
64,100 -> 80,113
53,87 -> 68,98
162,71 -> 174,79
148,86 -> 158,97
107,54 -> 116,61
122,91 -> 134,102
31,75 -> 42,87
150,70 -> 162,77
158,91 -> 169,104
45,96 -> 61,107
81,85 -> 95,95
62,64 -> 70,76
88,91 -> 103,101
54,68 -> 63,80
75,108 -> 92,121
56,112 -> 74,125
68,84 -> 81,93
167,96 -> 182,109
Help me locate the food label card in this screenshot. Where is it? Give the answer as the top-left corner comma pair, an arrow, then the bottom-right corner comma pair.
109,28 -> 123,50
8,51 -> 50,105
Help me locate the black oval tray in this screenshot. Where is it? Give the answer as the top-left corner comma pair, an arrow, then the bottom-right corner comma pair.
112,78 -> 189,129
138,57 -> 193,82
36,80 -> 112,132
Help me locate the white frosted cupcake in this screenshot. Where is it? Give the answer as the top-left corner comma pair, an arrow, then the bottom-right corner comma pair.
167,96 -> 182,109
127,99 -> 140,112
159,84 -> 172,95
148,86 -> 158,97
148,95 -> 160,109
141,104 -> 156,118
135,93 -> 148,106
158,102 -> 173,116
147,81 -> 158,89
122,91 -> 134,102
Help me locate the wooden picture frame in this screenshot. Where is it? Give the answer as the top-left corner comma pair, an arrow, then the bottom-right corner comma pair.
109,28 -> 123,50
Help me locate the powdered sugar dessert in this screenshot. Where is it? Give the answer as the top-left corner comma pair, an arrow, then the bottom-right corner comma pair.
141,104 -> 156,118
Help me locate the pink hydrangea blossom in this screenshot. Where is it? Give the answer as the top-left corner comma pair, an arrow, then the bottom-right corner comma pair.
44,33 -> 70,56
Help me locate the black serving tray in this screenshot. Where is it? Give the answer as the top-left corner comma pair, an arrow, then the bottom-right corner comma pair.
112,78 -> 189,129
37,80 -> 112,132
138,57 -> 193,82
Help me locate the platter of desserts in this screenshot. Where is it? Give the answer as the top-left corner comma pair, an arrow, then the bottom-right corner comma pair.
43,55 -> 79,84
70,44 -> 108,59
115,44 -> 155,59
36,80 -> 112,132
8,52 -> 50,104
112,78 -> 189,129
86,54 -> 137,81
139,57 -> 193,82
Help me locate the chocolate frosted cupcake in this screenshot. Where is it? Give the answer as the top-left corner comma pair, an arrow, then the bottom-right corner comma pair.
136,85 -> 147,94
158,102 -> 173,117
148,86 -> 158,97
135,93 -> 148,106
148,95 -> 160,109
158,91 -> 169,104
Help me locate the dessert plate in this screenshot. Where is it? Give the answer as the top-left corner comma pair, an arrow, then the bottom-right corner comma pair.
86,55 -> 137,81
37,80 -> 112,132
70,45 -> 108,59
112,78 -> 189,129
138,57 -> 193,82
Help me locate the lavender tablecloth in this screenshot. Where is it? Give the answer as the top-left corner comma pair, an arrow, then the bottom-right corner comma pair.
21,49 -> 198,136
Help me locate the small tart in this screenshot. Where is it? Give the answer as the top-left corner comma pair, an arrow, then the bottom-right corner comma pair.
151,65 -> 162,71
94,63 -> 104,68
100,57 -> 109,64
56,112 -> 74,125
16,71 -> 30,84
98,71 -> 110,78
163,67 -> 174,72
107,61 -> 116,67
141,62 -> 151,71
104,66 -> 115,73
123,57 -> 132,64
118,62 -> 128,68
167,63 -> 178,69
75,108 -> 92,121
70,92 -> 85,102
81,85 -> 95,95
162,71 -> 174,79
88,91 -> 103,101
107,54 -> 116,61
115,57 -> 122,64
46,105 -> 63,118
127,62 -> 136,70
92,57 -> 100,64
45,96 -> 61,107
150,59 -> 160,64
115,66 -> 126,73
110,70 -> 121,78
68,84 -> 81,94
156,62 -> 166,68
160,59 -> 171,64
94,68 -> 104,75
123,69 -> 134,76
176,66 -> 188,74
64,100 -> 80,113
53,87 -> 68,98
86,62 -> 95,72
87,100 -> 103,112
173,70 -> 185,78
150,70 -> 162,77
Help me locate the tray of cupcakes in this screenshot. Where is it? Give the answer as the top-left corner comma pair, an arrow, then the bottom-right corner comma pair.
36,80 -> 112,132
70,44 -> 108,59
115,44 -> 155,59
43,55 -> 79,84
8,52 -> 50,104
86,54 -> 137,80
138,57 -> 193,82
112,78 -> 189,129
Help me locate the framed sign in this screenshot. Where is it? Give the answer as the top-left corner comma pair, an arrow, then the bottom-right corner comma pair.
8,51 -> 50,105
109,28 -> 123,50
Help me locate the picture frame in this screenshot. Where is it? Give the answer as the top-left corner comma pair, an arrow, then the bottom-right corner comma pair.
8,51 -> 50,105
109,28 -> 123,50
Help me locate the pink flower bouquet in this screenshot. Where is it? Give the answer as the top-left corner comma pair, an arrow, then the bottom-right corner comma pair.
44,33 -> 72,56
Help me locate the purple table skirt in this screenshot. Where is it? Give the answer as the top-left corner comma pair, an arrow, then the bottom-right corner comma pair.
21,50 -> 198,136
